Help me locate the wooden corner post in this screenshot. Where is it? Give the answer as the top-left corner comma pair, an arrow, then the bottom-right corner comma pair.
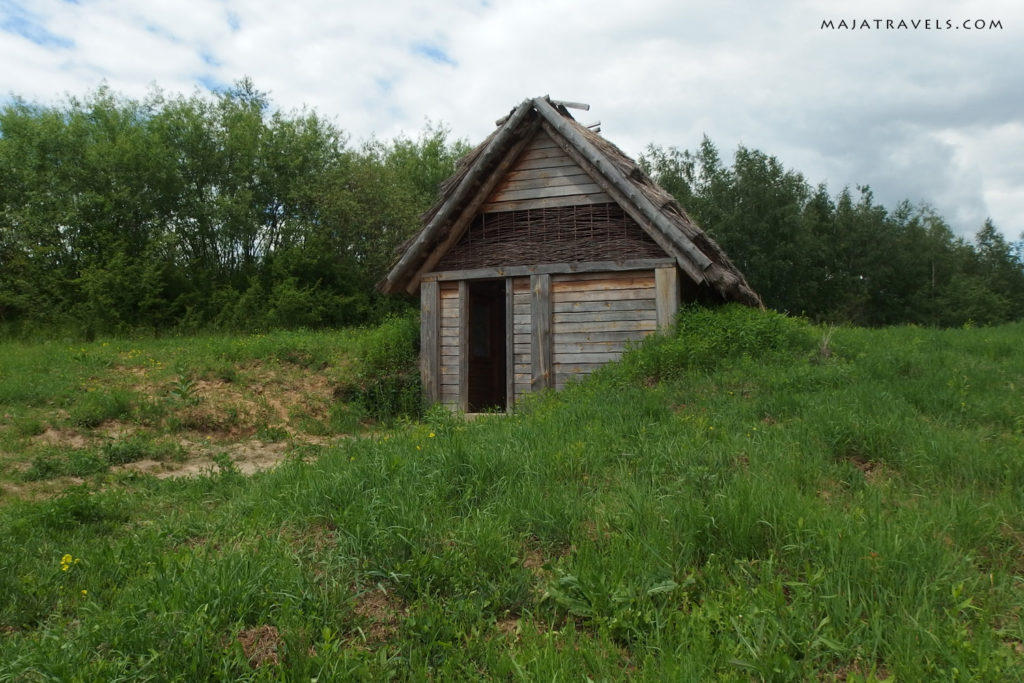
655,266 -> 680,332
505,278 -> 515,412
458,280 -> 470,413
531,273 -> 553,391
420,281 -> 440,403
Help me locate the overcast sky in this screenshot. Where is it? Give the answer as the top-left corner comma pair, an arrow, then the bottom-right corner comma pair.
2,0 -> 1021,241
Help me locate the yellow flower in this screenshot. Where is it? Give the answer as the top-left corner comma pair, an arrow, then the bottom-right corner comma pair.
81,590 -> 88,597
61,554 -> 73,565
428,432 -> 435,438
416,445 -> 421,451
61,564 -> 70,572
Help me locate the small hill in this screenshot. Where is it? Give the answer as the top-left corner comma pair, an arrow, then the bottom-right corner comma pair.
1,308 -> 1022,679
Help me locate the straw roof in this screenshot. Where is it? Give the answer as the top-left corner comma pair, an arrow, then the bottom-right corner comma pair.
379,96 -> 761,307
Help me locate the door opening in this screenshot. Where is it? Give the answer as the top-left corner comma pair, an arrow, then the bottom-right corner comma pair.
467,280 -> 507,412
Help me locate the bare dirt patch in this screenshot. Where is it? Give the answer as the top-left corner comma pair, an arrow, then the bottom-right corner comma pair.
352,586 -> 407,645
521,548 -> 548,577
235,624 -> 282,668
32,428 -> 90,449
495,616 -> 521,640
2,356 -> 353,497
113,437 -> 344,479
849,456 -> 887,485
820,660 -> 892,682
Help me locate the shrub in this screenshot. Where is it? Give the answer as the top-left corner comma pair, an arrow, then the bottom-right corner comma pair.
335,312 -> 422,422
615,304 -> 817,383
68,389 -> 136,428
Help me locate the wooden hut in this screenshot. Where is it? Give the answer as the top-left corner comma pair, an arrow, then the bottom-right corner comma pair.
379,96 -> 760,413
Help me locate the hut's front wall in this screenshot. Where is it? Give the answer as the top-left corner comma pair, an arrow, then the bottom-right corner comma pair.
422,265 -> 679,411
551,270 -> 658,389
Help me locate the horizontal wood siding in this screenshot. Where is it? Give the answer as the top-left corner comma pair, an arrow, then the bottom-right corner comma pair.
512,278 -> 532,403
439,282 -> 460,409
482,131 -> 610,212
551,271 -> 657,389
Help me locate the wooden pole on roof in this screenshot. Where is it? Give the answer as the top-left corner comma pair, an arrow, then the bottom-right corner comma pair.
530,97 -> 715,276
380,98 -> 535,293
550,100 -> 590,111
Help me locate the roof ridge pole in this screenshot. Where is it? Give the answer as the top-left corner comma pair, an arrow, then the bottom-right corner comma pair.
531,97 -> 713,274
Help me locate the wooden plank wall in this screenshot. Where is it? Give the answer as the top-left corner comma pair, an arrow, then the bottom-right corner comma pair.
420,281 -> 440,403
511,277 -> 532,404
551,271 -> 658,389
434,268 -> 667,408
482,131 -> 611,213
439,282 -> 460,409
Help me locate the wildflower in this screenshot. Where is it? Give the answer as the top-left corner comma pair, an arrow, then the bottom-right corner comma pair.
416,445 -> 421,451
428,432 -> 436,438
60,553 -> 74,571
81,590 -> 88,598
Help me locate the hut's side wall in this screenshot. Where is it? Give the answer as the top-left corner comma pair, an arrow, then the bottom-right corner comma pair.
551,270 -> 658,389
512,277 -> 532,404
439,281 -> 460,409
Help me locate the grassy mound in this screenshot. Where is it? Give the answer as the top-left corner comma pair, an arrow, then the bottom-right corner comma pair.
1,308 -> 1022,679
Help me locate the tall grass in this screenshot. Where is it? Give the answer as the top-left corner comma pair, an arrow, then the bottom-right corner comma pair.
1,308 -> 1022,680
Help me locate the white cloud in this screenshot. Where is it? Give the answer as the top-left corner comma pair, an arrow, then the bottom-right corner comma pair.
1,0 -> 1022,239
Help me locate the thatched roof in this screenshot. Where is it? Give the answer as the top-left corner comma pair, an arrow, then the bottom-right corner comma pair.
378,96 -> 761,307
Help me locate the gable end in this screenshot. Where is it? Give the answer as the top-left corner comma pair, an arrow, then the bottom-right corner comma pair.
435,203 -> 668,272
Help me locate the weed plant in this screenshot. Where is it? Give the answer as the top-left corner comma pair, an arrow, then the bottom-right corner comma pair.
334,311 -> 422,422
1,308 -> 1022,679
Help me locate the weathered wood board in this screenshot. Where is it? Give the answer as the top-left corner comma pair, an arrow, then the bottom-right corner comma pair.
439,282 -> 460,409
550,270 -> 658,387
482,131 -> 611,212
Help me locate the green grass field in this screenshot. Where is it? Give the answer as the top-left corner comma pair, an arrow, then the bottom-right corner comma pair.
1,308 -> 1022,680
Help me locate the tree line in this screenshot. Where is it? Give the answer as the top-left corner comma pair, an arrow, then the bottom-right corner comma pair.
642,140 -> 1024,327
0,80 -> 466,336
2,82 -> 1022,336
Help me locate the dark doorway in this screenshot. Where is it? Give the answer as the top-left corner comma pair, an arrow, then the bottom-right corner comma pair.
467,280 -> 507,412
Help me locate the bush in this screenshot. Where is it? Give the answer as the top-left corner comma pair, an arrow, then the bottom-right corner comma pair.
615,304 -> 817,382
335,312 -> 422,422
68,390 -> 136,428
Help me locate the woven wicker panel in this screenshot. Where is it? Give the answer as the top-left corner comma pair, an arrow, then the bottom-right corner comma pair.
435,203 -> 667,272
